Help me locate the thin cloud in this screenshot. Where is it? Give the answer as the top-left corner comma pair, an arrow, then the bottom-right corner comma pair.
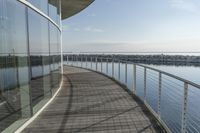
62,25 -> 69,31
88,13 -> 96,17
63,25 -> 104,33
66,39 -> 200,53
105,0 -> 111,3
168,0 -> 199,13
73,28 -> 81,31
84,26 -> 104,32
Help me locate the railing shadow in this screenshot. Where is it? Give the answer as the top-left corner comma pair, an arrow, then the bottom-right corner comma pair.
92,69 -> 166,133
57,69 -> 165,133
74,106 -> 139,133
58,74 -> 73,133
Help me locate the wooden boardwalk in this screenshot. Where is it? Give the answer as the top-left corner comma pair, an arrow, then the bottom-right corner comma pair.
23,66 -> 165,133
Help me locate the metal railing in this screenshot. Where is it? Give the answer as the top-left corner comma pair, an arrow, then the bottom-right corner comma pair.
64,54 -> 200,133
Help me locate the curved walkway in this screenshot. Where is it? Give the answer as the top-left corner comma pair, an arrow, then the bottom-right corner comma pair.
23,66 -> 165,133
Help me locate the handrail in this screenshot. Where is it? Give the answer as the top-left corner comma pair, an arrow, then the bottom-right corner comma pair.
17,0 -> 61,32
64,54 -> 200,133
118,59 -> 200,89
65,55 -> 200,89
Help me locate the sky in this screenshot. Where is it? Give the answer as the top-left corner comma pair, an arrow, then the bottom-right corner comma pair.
62,0 -> 200,53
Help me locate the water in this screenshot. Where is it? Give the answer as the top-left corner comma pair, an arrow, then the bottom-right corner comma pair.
65,61 -> 200,133
145,65 -> 200,133
146,65 -> 200,84
0,65 -> 51,89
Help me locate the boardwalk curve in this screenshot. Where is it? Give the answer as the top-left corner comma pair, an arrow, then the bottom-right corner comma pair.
23,66 -> 165,133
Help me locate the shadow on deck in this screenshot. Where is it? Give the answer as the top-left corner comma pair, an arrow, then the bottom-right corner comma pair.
23,66 -> 165,133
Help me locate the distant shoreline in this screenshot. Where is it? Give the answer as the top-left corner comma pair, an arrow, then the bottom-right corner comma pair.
63,54 -> 200,67
63,52 -> 200,56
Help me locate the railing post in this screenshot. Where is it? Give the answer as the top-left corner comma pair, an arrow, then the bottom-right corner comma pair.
101,57 -> 103,72
72,55 -> 73,66
133,64 -> 136,93
74,55 -> 76,66
73,55 -> 75,66
112,58 -> 114,78
144,68 -> 147,101
125,62 -> 127,84
106,58 -> 108,74
77,55 -> 78,66
76,55 -> 77,66
68,55 -> 70,65
81,55 -> 83,67
86,55 -> 88,68
181,82 -> 188,133
118,60 -> 120,80
70,55 -> 73,66
66,55 -> 68,65
158,72 -> 162,118
84,56 -> 85,68
75,55 -> 77,66
75,55 -> 76,66
91,56 -> 92,69
96,57 -> 98,71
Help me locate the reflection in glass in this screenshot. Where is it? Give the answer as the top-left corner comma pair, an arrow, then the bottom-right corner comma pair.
0,0 -> 61,131
0,0 -> 31,132
48,0 -> 61,26
49,23 -> 61,94
28,9 -> 51,114
27,0 -> 48,15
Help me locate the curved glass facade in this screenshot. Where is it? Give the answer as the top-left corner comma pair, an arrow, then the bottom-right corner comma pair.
0,0 -> 61,132
28,0 -> 61,26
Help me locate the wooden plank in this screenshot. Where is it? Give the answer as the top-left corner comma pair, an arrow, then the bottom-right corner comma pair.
23,66 -> 165,133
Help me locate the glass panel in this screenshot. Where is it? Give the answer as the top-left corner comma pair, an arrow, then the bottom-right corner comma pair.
0,0 -> 61,131
48,0 -> 60,26
49,22 -> 61,94
27,0 -> 48,15
27,0 -> 61,26
28,9 -> 51,114
0,0 -> 31,132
